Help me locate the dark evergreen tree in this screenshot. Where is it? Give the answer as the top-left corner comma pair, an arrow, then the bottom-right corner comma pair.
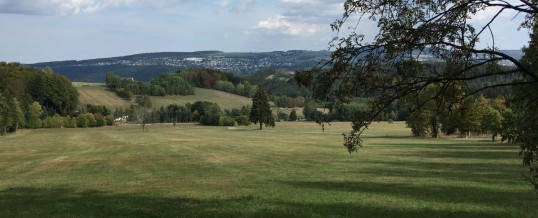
249,86 -> 274,130
289,109 -> 298,121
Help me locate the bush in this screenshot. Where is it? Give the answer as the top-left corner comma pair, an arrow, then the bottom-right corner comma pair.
85,113 -> 97,127
50,114 -> 64,128
235,115 -> 250,126
77,115 -> 87,128
277,111 -> 289,122
219,116 -> 236,126
64,117 -> 77,128
105,115 -> 114,126
94,114 -> 105,127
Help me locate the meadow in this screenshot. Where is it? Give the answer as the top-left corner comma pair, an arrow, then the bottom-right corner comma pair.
75,82 -> 253,110
0,122 -> 536,217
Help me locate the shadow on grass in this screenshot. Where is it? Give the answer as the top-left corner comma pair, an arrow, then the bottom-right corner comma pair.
278,180 -> 536,218
353,160 -> 522,183
0,186 -> 527,218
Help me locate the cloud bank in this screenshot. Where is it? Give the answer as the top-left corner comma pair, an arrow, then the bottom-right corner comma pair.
253,15 -> 318,36
0,0 -> 136,15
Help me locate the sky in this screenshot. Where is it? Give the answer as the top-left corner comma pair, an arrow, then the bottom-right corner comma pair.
0,0 -> 531,63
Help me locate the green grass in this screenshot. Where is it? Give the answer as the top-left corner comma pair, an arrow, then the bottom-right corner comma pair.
74,82 -> 133,109
75,83 -> 252,110
149,88 -> 252,109
0,122 -> 536,217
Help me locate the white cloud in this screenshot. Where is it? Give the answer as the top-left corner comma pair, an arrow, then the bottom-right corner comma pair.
253,15 -> 318,36
0,0 -> 137,15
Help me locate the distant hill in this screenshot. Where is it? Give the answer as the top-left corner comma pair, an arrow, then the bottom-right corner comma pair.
28,49 -> 522,83
29,50 -> 331,82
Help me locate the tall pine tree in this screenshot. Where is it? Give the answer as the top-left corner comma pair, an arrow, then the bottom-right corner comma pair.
249,86 -> 274,130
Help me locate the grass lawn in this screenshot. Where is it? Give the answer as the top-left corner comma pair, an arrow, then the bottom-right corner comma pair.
0,122 -> 536,217
74,82 -> 133,109
149,88 -> 252,109
75,83 -> 252,110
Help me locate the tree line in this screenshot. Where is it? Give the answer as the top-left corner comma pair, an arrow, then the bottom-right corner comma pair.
105,72 -> 195,100
0,63 -> 80,134
115,99 -> 253,127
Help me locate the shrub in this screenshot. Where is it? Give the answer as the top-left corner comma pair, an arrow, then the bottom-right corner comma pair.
85,113 -> 97,127
235,115 -> 250,126
77,115 -> 87,128
219,116 -> 235,126
94,114 -> 105,127
105,115 -> 114,126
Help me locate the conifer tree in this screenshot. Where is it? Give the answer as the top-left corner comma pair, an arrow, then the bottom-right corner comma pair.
249,86 -> 274,130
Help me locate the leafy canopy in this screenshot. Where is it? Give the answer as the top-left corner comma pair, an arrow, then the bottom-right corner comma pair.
297,0 -> 538,153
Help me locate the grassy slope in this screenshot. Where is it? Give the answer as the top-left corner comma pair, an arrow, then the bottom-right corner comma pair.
149,88 -> 252,109
75,83 -> 252,110
0,122 -> 535,217
74,82 -> 133,109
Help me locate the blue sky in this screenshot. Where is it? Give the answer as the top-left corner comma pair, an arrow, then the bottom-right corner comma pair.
0,0 -> 530,63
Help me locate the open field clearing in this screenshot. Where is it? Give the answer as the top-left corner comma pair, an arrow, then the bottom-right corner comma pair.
149,88 -> 252,109
75,83 -> 252,110
0,122 -> 535,217
74,83 -> 132,109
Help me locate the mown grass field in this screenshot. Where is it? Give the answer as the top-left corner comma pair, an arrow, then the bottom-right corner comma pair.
0,122 -> 535,217
75,82 -> 252,110
149,88 -> 252,109
74,82 -> 132,109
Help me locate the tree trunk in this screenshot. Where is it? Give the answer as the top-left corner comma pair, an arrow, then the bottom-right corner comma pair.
431,118 -> 438,138
259,122 -> 263,130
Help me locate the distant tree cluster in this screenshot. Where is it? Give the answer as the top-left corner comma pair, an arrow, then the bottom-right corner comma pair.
245,69 -> 311,97
213,80 -> 257,98
105,72 -> 194,100
272,96 -> 305,108
115,101 -> 252,127
402,84 -> 509,140
180,68 -> 258,98
151,73 -> 194,95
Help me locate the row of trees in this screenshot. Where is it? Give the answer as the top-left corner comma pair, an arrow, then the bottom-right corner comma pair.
213,80 -> 258,97
115,86 -> 276,130
116,100 -> 253,128
40,113 -> 114,128
181,68 -> 235,89
0,95 -> 114,133
105,72 -> 195,100
272,95 -> 305,108
403,89 -> 509,139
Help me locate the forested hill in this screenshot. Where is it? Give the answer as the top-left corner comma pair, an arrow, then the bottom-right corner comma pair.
27,50 -> 332,82
26,49 -> 522,83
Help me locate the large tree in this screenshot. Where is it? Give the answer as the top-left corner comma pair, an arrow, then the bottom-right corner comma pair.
296,0 -> 538,186
249,86 -> 275,130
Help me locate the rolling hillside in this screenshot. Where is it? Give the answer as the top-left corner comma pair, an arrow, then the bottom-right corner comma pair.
30,50 -> 331,82
149,88 -> 252,109
74,82 -> 132,109
75,83 -> 252,110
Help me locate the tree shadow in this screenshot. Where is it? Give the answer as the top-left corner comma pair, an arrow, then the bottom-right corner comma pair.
0,186 -> 527,218
0,187 -> 255,217
277,180 -> 536,217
